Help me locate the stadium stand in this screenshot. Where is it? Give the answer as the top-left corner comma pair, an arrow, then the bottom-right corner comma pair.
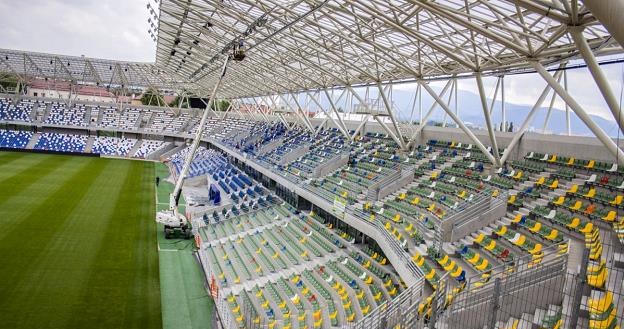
0,97 -> 34,122
34,132 -> 88,152
0,129 -> 33,149
44,102 -> 88,126
0,96 -> 622,329
133,140 -> 168,159
91,136 -> 137,156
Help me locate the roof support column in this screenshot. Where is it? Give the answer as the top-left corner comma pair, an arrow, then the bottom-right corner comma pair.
419,80 -> 497,166
376,82 -> 407,149
488,77 -> 501,116
499,68 -> 563,165
351,114 -> 370,139
374,116 -> 403,149
288,93 -> 316,133
407,79 -> 454,148
476,73 -> 501,166
582,0 -> 624,48
564,71 -> 571,136
315,117 -> 329,134
542,76 -> 562,133
570,27 -> 624,134
531,61 -> 624,166
323,89 -> 351,137
305,91 -> 350,140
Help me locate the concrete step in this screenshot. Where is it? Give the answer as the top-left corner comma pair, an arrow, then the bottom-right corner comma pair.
127,140 -> 143,158
25,132 -> 40,149
84,135 -> 95,153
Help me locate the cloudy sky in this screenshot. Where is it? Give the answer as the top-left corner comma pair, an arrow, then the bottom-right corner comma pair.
0,0 -> 155,62
0,0 -> 622,130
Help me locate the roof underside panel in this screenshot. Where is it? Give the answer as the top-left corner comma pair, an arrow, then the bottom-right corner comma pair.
155,0 -> 621,99
0,1 -> 620,97
0,48 -> 187,90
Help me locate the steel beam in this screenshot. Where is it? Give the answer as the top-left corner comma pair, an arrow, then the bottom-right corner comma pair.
531,61 -> 624,166
419,80 -> 497,165
476,73 -> 501,165
570,27 -> 624,134
583,0 -> 624,48
500,68 -> 563,165
376,82 -> 407,149
374,116 -> 403,149
407,79 -> 454,147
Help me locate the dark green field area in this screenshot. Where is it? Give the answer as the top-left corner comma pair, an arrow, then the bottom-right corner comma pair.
0,151 -> 161,329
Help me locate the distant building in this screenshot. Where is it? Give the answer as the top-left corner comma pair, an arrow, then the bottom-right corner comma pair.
26,79 -> 117,103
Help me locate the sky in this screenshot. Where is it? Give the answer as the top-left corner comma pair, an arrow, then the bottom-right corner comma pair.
0,0 -> 156,62
393,61 -> 624,125
0,0 -> 622,130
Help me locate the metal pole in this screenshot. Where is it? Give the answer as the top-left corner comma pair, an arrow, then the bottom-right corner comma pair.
419,80 -> 497,165
351,114 -> 370,139
171,56 -> 230,212
476,73 -> 501,166
564,70 -> 571,136
499,69 -> 563,165
570,27 -> 624,134
323,89 -> 351,137
376,81 -> 407,149
288,93 -> 316,132
375,116 -> 403,148
306,90 -> 350,140
542,87 -> 559,133
488,77 -> 501,116
532,61 -> 624,166
501,76 -> 506,131
408,79 -> 454,145
488,278 -> 502,329
418,82 -> 423,125
568,248 -> 589,329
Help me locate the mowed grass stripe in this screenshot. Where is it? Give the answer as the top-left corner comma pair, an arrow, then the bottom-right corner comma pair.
0,152 -> 55,183
0,159 -> 133,328
0,156 -> 161,329
0,157 -> 107,302
0,155 -> 93,242
0,153 -> 73,204
66,161 -> 161,329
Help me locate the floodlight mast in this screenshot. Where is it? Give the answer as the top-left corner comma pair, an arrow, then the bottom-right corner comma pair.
155,55 -> 230,237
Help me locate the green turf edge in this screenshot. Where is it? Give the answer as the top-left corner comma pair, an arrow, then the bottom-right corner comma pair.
156,162 -> 214,329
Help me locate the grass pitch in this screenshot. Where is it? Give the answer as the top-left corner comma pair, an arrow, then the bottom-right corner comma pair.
0,151 -> 161,329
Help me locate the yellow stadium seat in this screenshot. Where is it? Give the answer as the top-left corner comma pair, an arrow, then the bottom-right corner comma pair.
553,196 -> 565,205
602,211 -> 617,222
584,188 -> 596,198
585,160 -> 595,169
610,195 -> 623,206
570,201 -> 582,211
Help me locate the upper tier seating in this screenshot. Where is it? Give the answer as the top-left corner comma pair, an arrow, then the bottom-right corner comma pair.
45,102 -> 87,126
0,98 -> 34,122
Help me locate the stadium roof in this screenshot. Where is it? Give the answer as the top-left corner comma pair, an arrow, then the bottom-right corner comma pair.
155,0 -> 622,99
0,48 -> 187,90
